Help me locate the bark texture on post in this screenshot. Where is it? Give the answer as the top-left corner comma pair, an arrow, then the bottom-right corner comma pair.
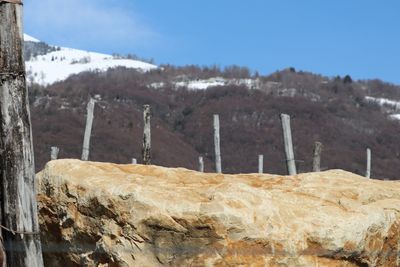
312,142 -> 323,172
280,114 -> 297,175
366,148 -> 371,179
213,114 -> 222,173
81,98 -> 95,161
0,2 -> 44,266
50,146 -> 59,160
142,105 -> 151,165
258,154 -> 264,174
199,156 -> 204,172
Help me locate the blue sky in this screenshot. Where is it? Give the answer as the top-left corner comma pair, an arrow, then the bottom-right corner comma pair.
24,0 -> 400,84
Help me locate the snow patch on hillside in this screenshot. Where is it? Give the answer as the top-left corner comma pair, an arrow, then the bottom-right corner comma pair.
365,96 -> 400,110
366,96 -> 400,121
149,77 -> 261,90
175,78 -> 226,90
389,114 -> 400,121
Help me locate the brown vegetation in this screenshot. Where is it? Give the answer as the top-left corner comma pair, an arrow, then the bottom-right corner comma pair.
29,67 -> 400,179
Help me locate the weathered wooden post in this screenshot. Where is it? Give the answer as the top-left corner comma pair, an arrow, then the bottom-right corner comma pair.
199,156 -> 204,172
81,98 -> 95,161
142,105 -> 151,165
366,148 -> 371,179
50,146 -> 60,160
132,158 -> 137,164
213,114 -> 222,173
280,114 -> 297,175
258,154 -> 264,173
0,1 -> 44,266
312,142 -> 323,172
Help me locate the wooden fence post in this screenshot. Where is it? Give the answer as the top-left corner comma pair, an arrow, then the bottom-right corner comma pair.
50,146 -> 60,160
280,114 -> 297,175
258,155 -> 264,173
213,114 -> 222,173
199,156 -> 204,172
366,148 -> 371,179
142,105 -> 151,165
81,98 -> 95,161
0,1 -> 44,266
312,142 -> 323,172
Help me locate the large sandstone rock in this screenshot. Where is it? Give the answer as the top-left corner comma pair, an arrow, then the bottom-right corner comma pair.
37,159 -> 400,266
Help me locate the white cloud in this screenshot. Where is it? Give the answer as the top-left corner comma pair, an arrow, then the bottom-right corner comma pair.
24,0 -> 158,52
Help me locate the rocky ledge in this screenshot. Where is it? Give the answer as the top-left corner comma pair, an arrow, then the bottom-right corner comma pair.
37,159 -> 400,266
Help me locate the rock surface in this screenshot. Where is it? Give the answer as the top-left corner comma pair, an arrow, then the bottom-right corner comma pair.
37,159 -> 400,266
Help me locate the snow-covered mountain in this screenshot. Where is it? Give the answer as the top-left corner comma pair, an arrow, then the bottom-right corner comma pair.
24,34 -> 157,86
24,34 -> 40,42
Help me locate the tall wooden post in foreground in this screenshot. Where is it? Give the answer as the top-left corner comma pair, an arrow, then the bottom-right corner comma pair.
312,142 -> 323,172
142,105 -> 151,165
213,114 -> 222,173
81,98 -> 95,161
280,114 -> 297,175
366,148 -> 371,179
0,1 -> 44,266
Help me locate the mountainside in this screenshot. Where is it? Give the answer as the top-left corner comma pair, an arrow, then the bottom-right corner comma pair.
27,63 -> 400,179
23,34 -> 400,179
23,34 -> 157,85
